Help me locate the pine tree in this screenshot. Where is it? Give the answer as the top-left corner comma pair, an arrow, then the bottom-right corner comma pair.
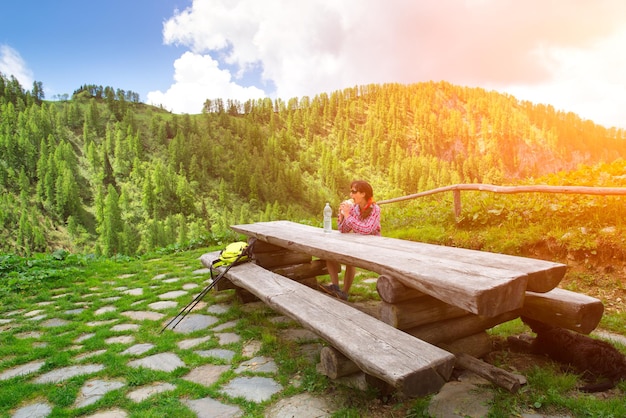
177,213 -> 188,245
101,184 -> 122,256
141,173 -> 156,218
55,164 -> 79,220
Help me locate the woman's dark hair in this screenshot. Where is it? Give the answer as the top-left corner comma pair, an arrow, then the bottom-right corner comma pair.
351,180 -> 374,219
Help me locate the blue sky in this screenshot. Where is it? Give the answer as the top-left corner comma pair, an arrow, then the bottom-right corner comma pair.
2,0 -> 626,129
0,0 -> 189,99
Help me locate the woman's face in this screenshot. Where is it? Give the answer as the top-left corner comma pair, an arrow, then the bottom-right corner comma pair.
350,187 -> 366,206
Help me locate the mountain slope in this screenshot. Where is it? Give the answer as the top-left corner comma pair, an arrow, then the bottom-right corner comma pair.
1,75 -> 625,256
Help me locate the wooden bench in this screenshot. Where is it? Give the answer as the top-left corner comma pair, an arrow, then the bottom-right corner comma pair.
199,256 -> 456,397
230,220 -> 567,317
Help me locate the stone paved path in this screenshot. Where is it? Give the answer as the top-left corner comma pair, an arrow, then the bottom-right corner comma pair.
1,265 -> 342,418
0,260 -> 592,417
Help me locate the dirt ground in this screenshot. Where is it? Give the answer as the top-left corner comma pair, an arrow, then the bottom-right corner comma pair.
525,241 -> 626,315
560,261 -> 626,316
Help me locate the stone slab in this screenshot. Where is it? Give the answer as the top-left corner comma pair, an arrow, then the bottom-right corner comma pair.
33,364 -> 105,384
183,364 -> 230,387
216,332 -> 240,345
12,401 -> 53,418
207,304 -> 230,315
235,356 -> 278,374
177,336 -> 212,349
95,306 -> 117,315
213,320 -> 238,331
428,380 -> 493,418
118,274 -> 135,279
183,397 -> 242,418
87,319 -> 117,327
127,352 -> 185,372
265,393 -> 337,418
64,308 -> 85,315
242,340 -> 262,357
0,360 -> 46,381
167,314 -> 218,333
24,309 -> 45,317
121,343 -> 154,356
41,318 -> 71,328
83,408 -> 128,417
127,382 -> 176,403
221,376 -> 283,403
195,349 -> 236,362
121,311 -> 164,321
74,379 -> 126,408
148,301 -> 178,310
75,333 -> 96,343
105,336 -> 135,345
111,324 -> 140,332
158,290 -> 188,300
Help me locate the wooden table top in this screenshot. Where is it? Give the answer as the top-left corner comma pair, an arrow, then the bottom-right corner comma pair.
231,221 -> 567,317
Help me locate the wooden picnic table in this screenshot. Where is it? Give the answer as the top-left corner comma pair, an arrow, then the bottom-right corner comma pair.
231,220 -> 567,317
200,220 -> 604,396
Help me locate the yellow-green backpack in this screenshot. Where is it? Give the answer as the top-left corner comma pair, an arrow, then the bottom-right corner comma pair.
161,239 -> 255,334
211,241 -> 252,269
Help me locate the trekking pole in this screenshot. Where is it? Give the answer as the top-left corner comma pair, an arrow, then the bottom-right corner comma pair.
158,267 -> 227,334
159,242 -> 254,334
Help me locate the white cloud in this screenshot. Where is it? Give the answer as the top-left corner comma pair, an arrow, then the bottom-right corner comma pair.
0,45 -> 34,88
159,0 -> 397,100
503,28 -> 626,128
146,51 -> 265,114
153,0 -> 626,127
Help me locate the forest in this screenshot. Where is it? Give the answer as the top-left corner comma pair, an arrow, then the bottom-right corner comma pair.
1,72 -> 626,257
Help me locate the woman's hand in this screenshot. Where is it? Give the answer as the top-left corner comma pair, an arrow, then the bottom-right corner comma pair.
339,200 -> 353,218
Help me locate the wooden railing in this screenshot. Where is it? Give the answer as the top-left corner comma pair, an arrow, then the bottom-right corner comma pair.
377,184 -> 626,218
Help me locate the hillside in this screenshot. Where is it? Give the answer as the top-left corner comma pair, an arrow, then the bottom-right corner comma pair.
1,73 -> 625,256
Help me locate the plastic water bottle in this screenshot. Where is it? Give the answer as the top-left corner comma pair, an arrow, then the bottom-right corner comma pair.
323,202 -> 332,233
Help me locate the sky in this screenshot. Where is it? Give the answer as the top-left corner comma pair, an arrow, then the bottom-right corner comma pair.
1,0 -> 626,129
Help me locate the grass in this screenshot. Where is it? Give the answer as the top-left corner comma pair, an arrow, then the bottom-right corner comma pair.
486,364 -> 626,417
486,320 -> 626,417
2,239 -> 626,417
1,248 -> 415,417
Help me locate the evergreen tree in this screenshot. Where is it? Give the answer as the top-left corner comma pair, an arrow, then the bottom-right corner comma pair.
55,164 -> 80,220
101,184 -> 122,256
31,81 -> 44,103
141,173 -> 156,218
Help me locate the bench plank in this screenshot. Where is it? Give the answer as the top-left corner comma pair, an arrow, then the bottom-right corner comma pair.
219,261 -> 455,397
231,221 -> 538,316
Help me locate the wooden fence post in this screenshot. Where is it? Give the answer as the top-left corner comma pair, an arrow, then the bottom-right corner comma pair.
453,189 -> 461,219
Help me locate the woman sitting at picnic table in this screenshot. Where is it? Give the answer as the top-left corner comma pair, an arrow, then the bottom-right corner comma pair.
321,180 -> 381,300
